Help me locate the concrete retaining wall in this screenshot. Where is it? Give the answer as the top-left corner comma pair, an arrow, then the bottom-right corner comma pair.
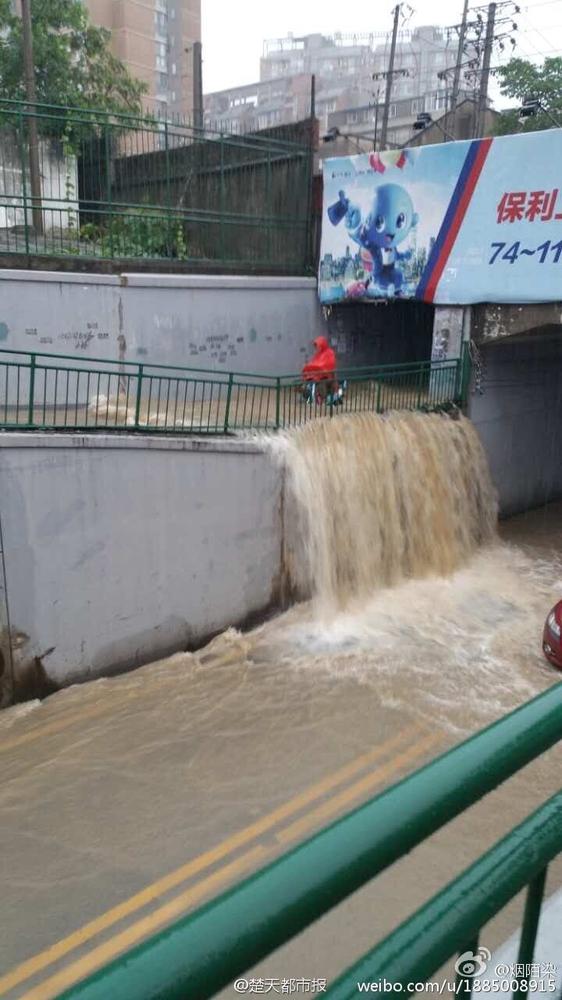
0,434 -> 283,703
468,334 -> 562,515
0,270 -> 331,374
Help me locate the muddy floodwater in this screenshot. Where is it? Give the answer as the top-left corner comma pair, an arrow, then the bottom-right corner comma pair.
1,414 -> 561,998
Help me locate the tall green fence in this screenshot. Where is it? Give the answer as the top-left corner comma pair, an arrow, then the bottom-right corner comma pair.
0,99 -> 313,272
59,683 -> 562,1000
0,349 -> 466,434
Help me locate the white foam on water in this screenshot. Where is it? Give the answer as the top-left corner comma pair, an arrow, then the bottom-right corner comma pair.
262,414 -> 561,734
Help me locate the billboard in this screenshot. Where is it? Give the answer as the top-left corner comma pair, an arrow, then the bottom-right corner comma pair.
318,130 -> 562,306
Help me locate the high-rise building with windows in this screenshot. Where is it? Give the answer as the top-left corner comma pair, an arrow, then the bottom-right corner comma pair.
85,0 -> 201,118
205,27 -> 473,143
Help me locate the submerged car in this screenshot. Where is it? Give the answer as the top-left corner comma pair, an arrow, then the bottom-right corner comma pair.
543,601 -> 562,669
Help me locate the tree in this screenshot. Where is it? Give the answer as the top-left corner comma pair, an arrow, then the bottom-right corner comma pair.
0,0 -> 147,122
493,56 -> 562,135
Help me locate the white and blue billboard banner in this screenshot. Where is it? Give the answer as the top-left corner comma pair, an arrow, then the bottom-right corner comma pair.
319,130 -> 562,306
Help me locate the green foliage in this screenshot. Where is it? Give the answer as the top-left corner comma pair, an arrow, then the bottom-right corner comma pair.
493,57 -> 562,135
0,0 -> 146,131
80,210 -> 189,260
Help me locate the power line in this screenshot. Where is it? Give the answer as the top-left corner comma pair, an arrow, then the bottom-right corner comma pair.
523,0 -> 562,9
517,11 -> 561,51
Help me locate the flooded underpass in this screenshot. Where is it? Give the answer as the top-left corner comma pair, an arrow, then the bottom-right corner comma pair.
1,413 -> 561,998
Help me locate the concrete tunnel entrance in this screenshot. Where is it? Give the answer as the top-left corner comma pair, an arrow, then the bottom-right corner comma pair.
325,299 -> 435,369
468,325 -> 562,515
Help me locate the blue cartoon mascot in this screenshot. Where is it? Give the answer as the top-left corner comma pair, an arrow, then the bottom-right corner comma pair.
328,183 -> 418,295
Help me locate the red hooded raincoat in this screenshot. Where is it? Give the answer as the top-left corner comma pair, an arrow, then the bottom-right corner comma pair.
302,336 -> 336,383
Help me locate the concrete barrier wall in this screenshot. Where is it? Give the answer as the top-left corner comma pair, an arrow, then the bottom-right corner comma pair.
0,434 -> 283,702
0,270 -> 331,374
468,334 -> 562,515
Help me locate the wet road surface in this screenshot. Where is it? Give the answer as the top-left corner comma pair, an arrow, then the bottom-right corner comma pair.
1,504 -> 561,998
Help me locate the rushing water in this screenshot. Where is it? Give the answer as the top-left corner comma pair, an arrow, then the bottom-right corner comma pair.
275,411 -> 498,615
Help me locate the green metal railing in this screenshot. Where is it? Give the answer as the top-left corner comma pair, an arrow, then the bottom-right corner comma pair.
59,683 -> 562,1000
0,348 -> 467,434
0,99 -> 312,271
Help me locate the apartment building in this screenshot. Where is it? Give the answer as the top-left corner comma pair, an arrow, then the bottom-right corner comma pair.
85,0 -> 201,118
327,86 -> 474,149
205,27 -> 468,136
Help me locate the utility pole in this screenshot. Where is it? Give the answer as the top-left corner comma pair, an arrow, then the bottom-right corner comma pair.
192,40 -> 203,130
380,4 -> 401,150
451,0 -> 470,126
372,85 -> 382,150
475,1 -> 496,137
20,0 -> 43,234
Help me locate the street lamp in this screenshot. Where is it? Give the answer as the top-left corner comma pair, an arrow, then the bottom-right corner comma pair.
412,111 -> 456,142
518,96 -> 561,129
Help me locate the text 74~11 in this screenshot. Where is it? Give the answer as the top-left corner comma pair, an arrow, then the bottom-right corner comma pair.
489,240 -> 562,265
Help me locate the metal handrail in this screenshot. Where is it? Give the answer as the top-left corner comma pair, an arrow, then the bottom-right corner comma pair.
58,684 -> 562,1000
326,793 -> 562,999
0,349 -> 465,433
0,348 -> 462,382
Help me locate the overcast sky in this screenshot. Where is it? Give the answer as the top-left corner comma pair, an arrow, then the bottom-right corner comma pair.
202,0 -> 562,108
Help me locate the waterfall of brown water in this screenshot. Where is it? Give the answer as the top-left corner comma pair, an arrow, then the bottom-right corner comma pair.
277,411 -> 498,613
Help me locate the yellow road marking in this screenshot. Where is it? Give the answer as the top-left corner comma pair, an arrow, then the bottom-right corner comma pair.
0,725 -> 418,995
276,732 -> 442,845
0,696 -> 139,754
19,845 -> 269,1000
17,729 -> 437,1000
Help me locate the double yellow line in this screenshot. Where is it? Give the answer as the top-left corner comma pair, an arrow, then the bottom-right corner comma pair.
1,724 -> 442,1000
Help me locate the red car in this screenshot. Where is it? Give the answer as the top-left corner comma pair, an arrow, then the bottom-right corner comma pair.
543,601 -> 562,669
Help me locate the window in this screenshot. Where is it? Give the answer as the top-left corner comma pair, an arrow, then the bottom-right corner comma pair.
158,72 -> 168,90
154,10 -> 167,35
389,104 -> 397,118
411,99 -> 422,113
347,111 -> 358,124
171,62 -> 176,75
156,55 -> 167,71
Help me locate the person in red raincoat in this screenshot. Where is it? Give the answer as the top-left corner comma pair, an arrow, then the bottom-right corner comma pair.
302,337 -> 337,397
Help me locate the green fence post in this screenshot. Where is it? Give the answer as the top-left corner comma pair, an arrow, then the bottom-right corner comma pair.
164,120 -> 172,257
104,125 -> 113,258
17,111 -> 30,257
376,379 -> 382,414
220,133 -> 225,263
224,372 -> 234,434
275,377 -> 281,430
27,353 -> 36,426
134,364 -> 143,428
416,364 -> 424,409
516,868 -> 547,1000
266,146 -> 272,266
460,342 -> 472,409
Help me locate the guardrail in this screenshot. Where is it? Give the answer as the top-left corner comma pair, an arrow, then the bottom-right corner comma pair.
59,683 -> 562,1000
0,349 -> 467,434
